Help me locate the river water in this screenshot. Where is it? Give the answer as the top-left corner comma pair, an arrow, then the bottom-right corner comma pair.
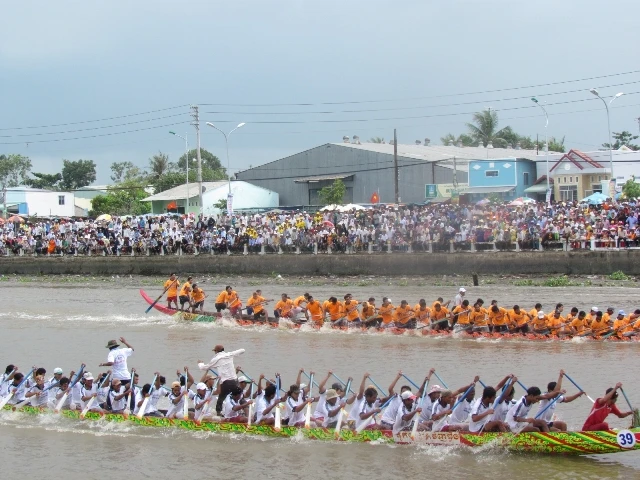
0,279 -> 638,479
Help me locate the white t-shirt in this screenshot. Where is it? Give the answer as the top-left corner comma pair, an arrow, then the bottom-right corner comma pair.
322,399 -> 341,427
222,395 -> 244,419
27,385 -> 49,407
431,400 -> 450,432
166,387 -> 196,418
285,395 -> 305,425
353,397 -> 380,431
80,384 -> 98,409
313,392 -> 328,419
468,398 -> 492,433
450,397 -> 472,424
107,348 -> 133,380
108,385 -> 128,411
491,399 -> 515,422
392,403 -> 414,434
50,386 -> 72,409
418,395 -> 436,422
535,395 -> 564,423
255,395 -> 274,423
380,395 -> 401,425
148,386 -> 170,413
507,396 -> 534,432
71,382 -> 84,408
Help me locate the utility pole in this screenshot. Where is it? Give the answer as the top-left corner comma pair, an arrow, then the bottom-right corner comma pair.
393,128 -> 399,203
636,117 -> 640,134
190,105 -> 203,218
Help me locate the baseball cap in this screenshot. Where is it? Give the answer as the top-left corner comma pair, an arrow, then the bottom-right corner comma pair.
53,368 -> 64,375
401,391 -> 416,400
538,312 -> 545,318
196,382 -> 207,390
171,381 -> 181,388
618,310 -> 626,316
459,288 -> 466,293
428,385 -> 443,395
83,372 -> 93,379
85,375 -> 94,381
237,375 -> 250,383
591,306 -> 599,312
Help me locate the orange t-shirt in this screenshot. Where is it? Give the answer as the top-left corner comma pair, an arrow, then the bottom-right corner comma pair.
488,307 -> 509,326
452,306 -> 471,325
343,301 -> 360,321
306,301 -> 324,324
508,309 -> 528,327
164,279 -> 179,297
394,305 -> 414,324
470,308 -> 487,326
275,299 -> 293,317
378,304 -> 395,324
326,302 -> 343,321
361,302 -> 376,319
414,306 -> 431,323
247,295 -> 265,314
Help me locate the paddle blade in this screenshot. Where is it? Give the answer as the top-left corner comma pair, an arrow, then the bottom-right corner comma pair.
0,394 -> 14,410
54,393 -> 68,414
247,403 -> 254,427
304,403 -> 312,428
632,409 -> 640,429
80,398 -> 95,419
274,404 -> 281,431
136,398 -> 150,419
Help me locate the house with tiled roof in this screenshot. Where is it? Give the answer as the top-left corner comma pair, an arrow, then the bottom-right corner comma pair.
549,150 -> 611,201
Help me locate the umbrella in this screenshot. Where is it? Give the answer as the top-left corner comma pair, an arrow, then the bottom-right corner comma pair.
323,220 -> 335,228
508,200 -> 524,206
95,214 -> 112,222
7,215 -> 25,223
340,203 -> 365,211
475,198 -> 490,206
581,192 -> 610,205
166,201 -> 178,211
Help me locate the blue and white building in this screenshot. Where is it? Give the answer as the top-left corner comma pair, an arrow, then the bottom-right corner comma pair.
461,158 -> 539,201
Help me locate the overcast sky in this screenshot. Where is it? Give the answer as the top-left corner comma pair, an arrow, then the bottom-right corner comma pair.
1,0 -> 639,184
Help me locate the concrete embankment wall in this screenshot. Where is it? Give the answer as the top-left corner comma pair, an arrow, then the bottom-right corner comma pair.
0,251 -> 637,276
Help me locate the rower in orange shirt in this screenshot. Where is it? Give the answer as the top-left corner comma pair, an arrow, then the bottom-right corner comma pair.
488,305 -> 509,333
612,310 -> 630,338
507,305 -> 530,333
394,300 -> 416,329
191,283 -> 206,314
215,286 -> 230,312
304,295 -> 325,327
532,311 -> 549,334
564,307 -> 579,325
226,287 -> 242,316
342,294 -> 361,327
432,297 -> 451,309
529,303 -> 543,320
469,303 -> 488,333
586,307 -> 599,326
326,297 -> 345,327
292,293 -> 310,321
274,293 -> 294,321
602,307 -> 615,324
414,299 -> 431,326
246,291 -> 270,322
430,302 -> 450,331
378,298 -> 395,328
361,297 -> 381,328
570,311 -> 588,334
589,311 -> 611,337
451,300 -> 471,332
545,310 -> 565,336
164,273 -> 180,310
178,277 -> 194,312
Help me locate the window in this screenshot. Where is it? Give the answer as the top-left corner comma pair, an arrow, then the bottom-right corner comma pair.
485,170 -> 499,177
591,176 -> 595,182
564,177 -> 567,183
559,185 -> 577,202
592,184 -> 602,193
58,195 -> 65,205
598,176 -> 602,181
569,176 -> 573,183
523,172 -> 530,186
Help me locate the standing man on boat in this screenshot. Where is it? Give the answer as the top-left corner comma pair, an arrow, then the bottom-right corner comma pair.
454,288 -> 466,308
100,337 -> 134,385
164,273 -> 179,310
198,344 -> 245,416
178,277 -> 194,312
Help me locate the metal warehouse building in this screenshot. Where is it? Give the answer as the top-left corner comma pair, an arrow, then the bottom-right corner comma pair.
235,141 -> 544,206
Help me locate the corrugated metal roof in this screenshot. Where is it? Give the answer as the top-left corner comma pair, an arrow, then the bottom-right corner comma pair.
142,181 -> 227,201
460,186 -> 515,194
524,184 -> 549,193
294,173 -> 354,183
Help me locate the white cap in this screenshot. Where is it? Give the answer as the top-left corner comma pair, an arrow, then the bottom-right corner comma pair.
53,368 -> 64,374
83,372 -> 93,379
401,391 -> 416,400
299,383 -> 307,389
538,312 -> 545,318
85,375 -> 94,381
618,310 -> 626,316
237,375 -> 250,383
459,288 -> 466,293
591,306 -> 599,312
196,382 -> 207,390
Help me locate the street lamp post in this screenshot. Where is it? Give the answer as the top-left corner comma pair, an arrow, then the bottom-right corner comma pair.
169,131 -> 189,213
531,97 -> 549,204
205,122 -> 246,194
590,89 -> 624,195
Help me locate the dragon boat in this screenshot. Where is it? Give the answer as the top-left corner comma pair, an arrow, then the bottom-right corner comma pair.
140,290 -> 638,342
2,404 -> 639,455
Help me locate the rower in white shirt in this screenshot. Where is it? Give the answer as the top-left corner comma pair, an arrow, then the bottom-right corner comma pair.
222,385 -> 252,423
166,378 -> 196,420
468,386 -> 508,433
100,338 -> 135,384
51,377 -> 72,410
255,383 -> 285,425
107,378 -> 130,414
392,391 -> 422,434
198,344 -> 245,416
24,375 -> 50,407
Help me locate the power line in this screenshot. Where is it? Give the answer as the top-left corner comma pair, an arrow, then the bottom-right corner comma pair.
202,80 -> 640,116
199,69 -> 640,106
0,105 -> 190,132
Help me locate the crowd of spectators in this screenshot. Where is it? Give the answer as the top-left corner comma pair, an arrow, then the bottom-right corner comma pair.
1,199 -> 639,256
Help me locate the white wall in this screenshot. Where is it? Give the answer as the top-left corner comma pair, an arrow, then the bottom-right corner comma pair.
25,191 -> 75,217
202,181 -> 278,215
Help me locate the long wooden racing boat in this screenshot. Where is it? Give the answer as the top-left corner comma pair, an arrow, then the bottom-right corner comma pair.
2,404 -> 639,455
141,290 -> 638,342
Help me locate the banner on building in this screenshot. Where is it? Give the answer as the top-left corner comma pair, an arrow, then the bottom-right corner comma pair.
227,193 -> 233,215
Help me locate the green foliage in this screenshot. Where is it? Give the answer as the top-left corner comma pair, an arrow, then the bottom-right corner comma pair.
60,159 -> 96,190
89,179 -> 150,216
542,275 -> 576,287
622,176 -> 640,199
514,279 -> 536,286
466,110 -> 507,147
441,133 -> 475,146
603,131 -> 639,151
369,137 -> 385,144
110,161 -> 145,183
487,192 -> 501,203
318,179 -> 346,205
24,172 -> 62,189
148,151 -> 172,179
609,270 -> 629,281
0,154 -> 32,188
177,148 -> 224,172
213,198 -> 228,209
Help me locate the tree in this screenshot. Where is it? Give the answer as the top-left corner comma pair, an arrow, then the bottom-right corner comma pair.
148,152 -> 172,179
110,161 -> 145,183
24,172 -> 62,189
213,198 -> 228,209
466,110 -> 507,147
60,159 -> 96,190
177,148 -> 224,172
150,171 -> 188,194
440,134 -> 456,146
318,179 -> 346,205
369,137 -> 385,144
441,133 -> 474,146
0,154 -> 32,188
622,176 -> 640,199
603,131 -> 639,151
90,179 -> 150,216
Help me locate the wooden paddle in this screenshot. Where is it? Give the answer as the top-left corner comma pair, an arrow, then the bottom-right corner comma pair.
355,394 -> 395,433
80,373 -> 110,419
145,279 -> 177,313
334,378 -> 352,435
304,373 -> 314,428
274,375 -> 282,431
620,388 -> 640,428
123,369 -> 135,416
182,368 -> 189,420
